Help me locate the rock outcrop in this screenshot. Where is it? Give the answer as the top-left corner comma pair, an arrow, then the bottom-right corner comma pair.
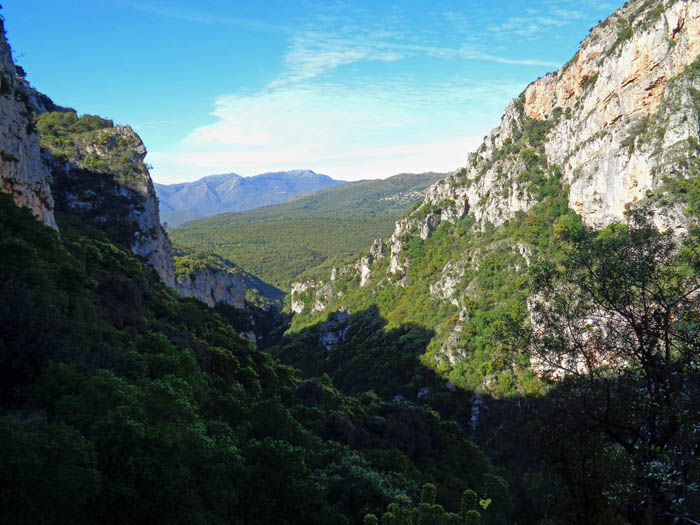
290,280 -> 335,315
176,266 -> 245,309
42,118 -> 175,287
0,21 -> 56,229
318,309 -> 350,350
360,239 -> 385,287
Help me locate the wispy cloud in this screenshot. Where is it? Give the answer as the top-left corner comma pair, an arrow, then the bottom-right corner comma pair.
114,1 -> 292,33
442,11 -> 471,33
119,2 -> 561,92
269,31 -> 406,87
269,30 -> 558,88
458,47 -> 559,67
489,4 -> 590,39
139,0 -> 611,183
550,8 -> 587,20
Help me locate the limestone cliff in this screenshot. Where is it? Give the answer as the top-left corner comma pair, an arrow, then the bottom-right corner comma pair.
39,114 -> 175,287
0,10 -> 176,289
0,17 -> 264,309
291,279 -> 335,315
289,0 -> 700,388
294,0 -> 700,305
174,253 -> 264,344
422,0 -> 700,233
176,266 -> 246,310
0,20 -> 56,229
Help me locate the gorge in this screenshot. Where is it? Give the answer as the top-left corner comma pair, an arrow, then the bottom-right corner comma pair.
2,0 -> 700,523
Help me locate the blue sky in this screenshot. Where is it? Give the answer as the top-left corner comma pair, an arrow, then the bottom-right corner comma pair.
4,0 -> 616,182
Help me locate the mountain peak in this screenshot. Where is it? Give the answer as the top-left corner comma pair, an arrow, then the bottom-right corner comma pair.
156,169 -> 345,227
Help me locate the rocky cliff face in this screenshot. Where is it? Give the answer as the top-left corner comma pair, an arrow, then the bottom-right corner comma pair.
289,0 -> 700,389
176,267 -> 245,310
0,18 -> 265,311
40,117 -> 175,287
294,0 -> 700,305
529,0 -> 700,230
0,21 -> 56,229
0,14 -> 175,287
428,0 -> 700,233
291,279 -> 335,315
0,11 -> 176,287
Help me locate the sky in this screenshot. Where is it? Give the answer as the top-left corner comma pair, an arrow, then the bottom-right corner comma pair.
4,0 -> 616,183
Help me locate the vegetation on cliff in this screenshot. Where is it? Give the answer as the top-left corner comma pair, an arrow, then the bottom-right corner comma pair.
36,111 -> 148,188
285,99 -> 571,398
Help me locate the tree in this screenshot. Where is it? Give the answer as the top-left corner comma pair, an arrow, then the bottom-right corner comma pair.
461,490 -> 481,524
527,208 -> 700,522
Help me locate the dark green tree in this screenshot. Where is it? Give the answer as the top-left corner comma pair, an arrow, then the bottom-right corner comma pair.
460,490 -> 480,524
528,208 -> 700,522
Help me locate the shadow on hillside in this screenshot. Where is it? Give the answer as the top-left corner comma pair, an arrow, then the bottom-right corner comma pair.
241,270 -> 286,304
273,305 -> 460,403
271,304 -> 699,523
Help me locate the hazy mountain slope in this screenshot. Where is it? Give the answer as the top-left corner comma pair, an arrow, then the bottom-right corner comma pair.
168,172 -> 444,289
156,169 -> 345,227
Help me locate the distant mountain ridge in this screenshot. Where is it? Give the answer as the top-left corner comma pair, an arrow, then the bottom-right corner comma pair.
168,172 -> 445,289
155,169 -> 345,227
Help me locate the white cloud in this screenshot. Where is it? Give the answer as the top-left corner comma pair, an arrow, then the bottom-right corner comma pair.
269,31 -> 405,87
140,1 -> 576,183
550,8 -> 587,20
148,80 -> 519,183
262,4 -> 566,90
458,46 -> 559,67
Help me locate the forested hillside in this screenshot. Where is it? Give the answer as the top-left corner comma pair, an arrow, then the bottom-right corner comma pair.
0,192 -> 511,523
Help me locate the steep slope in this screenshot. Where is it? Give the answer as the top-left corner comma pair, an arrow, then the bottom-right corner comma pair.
169,172 -> 444,289
37,111 -> 176,287
156,169 -> 345,227
0,20 -> 56,230
286,0 -> 700,395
